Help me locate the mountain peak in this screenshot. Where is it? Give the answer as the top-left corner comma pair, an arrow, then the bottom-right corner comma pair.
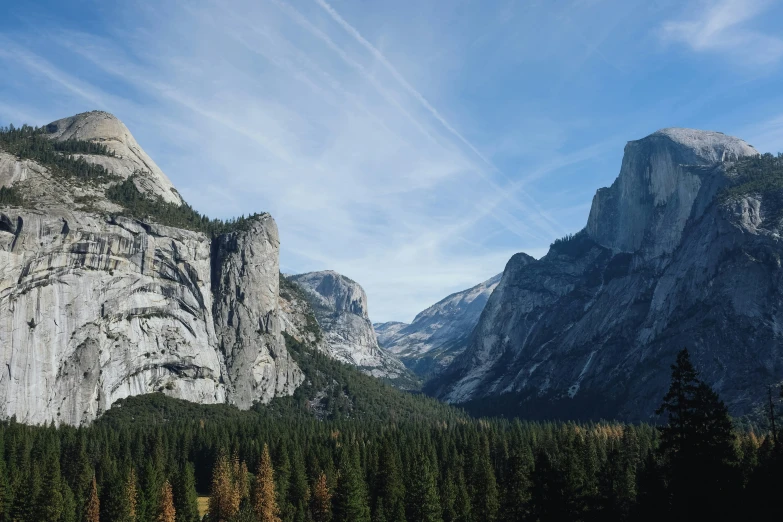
289,270 -> 367,318
45,110 -> 183,205
648,127 -> 758,163
587,127 -> 758,256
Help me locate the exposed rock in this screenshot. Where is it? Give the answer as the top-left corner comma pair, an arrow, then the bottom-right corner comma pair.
212,215 -> 303,408
287,271 -> 416,386
45,111 -> 183,204
375,274 -> 501,376
0,111 -> 301,424
429,128 -> 775,421
0,206 -> 226,425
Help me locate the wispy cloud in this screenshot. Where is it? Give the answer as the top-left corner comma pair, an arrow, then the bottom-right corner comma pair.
660,0 -> 783,65
4,0 -> 774,321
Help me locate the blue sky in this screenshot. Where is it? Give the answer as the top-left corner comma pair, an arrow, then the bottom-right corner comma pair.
2,0 -> 783,322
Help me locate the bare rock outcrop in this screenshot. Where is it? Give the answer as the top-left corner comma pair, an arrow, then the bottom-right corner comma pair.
0,111 -> 302,424
287,271 -> 416,386
429,128 -> 776,421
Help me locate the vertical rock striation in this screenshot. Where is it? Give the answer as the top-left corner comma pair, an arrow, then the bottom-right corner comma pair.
212,216 -> 303,408
375,273 -> 501,376
0,111 -> 302,424
287,271 -> 416,387
429,128 -> 777,421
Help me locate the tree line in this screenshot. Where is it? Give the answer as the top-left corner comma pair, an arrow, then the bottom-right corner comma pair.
105,177 -> 264,238
0,124 -> 117,184
0,122 -> 264,238
0,348 -> 780,521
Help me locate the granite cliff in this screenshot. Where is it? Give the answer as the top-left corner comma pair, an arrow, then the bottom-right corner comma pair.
288,271 -> 416,387
0,111 -> 304,424
429,128 -> 783,421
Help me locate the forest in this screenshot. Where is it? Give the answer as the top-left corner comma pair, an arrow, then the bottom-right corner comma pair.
0,348 -> 781,522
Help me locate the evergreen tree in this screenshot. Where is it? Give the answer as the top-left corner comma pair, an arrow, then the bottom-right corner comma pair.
375,445 -> 405,522
310,472 -> 332,522
253,444 -> 281,522
406,451 -> 442,522
209,452 -> 240,522
157,480 -> 176,522
656,348 -> 740,519
451,467 -> 471,522
62,482 -> 77,522
500,447 -> 532,522
469,439 -> 499,522
140,459 -> 165,522
126,468 -> 138,522
85,476 -> 101,522
36,453 -> 64,522
286,447 -> 309,522
332,447 -> 370,522
173,462 -> 200,522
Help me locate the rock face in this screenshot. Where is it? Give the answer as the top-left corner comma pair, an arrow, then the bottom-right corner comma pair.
212,217 -> 303,408
375,274 -> 501,377
429,128 -> 781,421
45,111 -> 183,204
287,271 -> 415,386
0,111 -> 301,425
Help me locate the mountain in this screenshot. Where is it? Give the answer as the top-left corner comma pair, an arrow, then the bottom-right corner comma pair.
286,271 -> 417,388
428,128 -> 783,421
0,111 -> 338,425
375,273 -> 501,377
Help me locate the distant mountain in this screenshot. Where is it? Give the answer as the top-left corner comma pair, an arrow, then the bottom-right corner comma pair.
287,271 -> 417,388
375,274 -> 501,377
428,128 -> 783,421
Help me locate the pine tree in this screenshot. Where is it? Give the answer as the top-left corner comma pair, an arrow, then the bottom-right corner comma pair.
253,444 -> 281,522
209,452 -> 240,522
332,447 -> 370,522
85,476 -> 101,522
126,468 -> 138,522
310,472 -> 332,522
156,480 -> 176,522
452,467 -> 471,522
173,462 -> 200,522
656,348 -> 740,519
406,451 -> 442,522
37,455 -> 65,521
500,447 -> 532,521
375,445 -> 405,522
469,439 -> 499,522
233,452 -> 250,503
62,482 -> 77,522
140,459 -> 164,522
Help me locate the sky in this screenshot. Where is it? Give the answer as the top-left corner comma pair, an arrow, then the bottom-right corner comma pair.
1,0 -> 783,323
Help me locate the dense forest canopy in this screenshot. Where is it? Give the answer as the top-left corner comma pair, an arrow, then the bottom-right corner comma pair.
0,348 -> 781,522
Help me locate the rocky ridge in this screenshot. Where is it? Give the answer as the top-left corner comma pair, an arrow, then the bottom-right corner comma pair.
429,128 -> 783,421
287,271 -> 416,387
375,273 -> 501,376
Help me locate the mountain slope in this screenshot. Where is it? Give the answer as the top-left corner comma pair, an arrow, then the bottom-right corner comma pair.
287,271 -> 417,388
375,273 -> 501,377
428,128 -> 782,421
0,112 -> 302,424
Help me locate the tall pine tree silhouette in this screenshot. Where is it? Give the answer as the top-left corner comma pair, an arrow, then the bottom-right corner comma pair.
655,348 -> 739,520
